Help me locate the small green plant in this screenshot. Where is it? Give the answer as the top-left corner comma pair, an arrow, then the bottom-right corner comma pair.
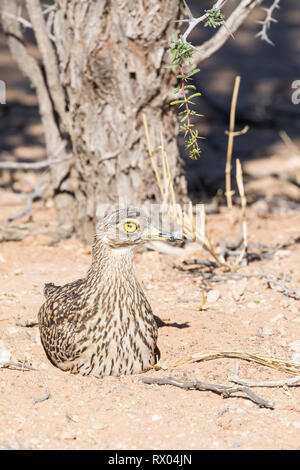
166,7 -> 225,159
204,7 -> 225,28
166,35 -> 202,160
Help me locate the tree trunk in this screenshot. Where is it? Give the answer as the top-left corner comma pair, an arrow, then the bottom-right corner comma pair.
52,0 -> 187,241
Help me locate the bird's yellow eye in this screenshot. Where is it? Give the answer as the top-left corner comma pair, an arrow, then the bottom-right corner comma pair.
124,221 -> 139,233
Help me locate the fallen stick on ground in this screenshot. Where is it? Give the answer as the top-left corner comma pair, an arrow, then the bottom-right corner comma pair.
230,374 -> 300,388
262,268 -> 300,300
140,376 -> 274,409
0,361 -> 38,371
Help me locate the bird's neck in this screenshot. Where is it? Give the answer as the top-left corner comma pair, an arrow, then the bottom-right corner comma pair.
87,238 -> 135,286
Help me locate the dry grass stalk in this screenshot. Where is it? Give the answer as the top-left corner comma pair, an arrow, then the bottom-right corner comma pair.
142,114 -> 300,389
143,114 -> 247,271
279,130 -> 300,156
224,75 -> 249,221
142,114 -> 164,199
236,158 -> 247,247
233,158 -> 248,266
169,349 -> 300,376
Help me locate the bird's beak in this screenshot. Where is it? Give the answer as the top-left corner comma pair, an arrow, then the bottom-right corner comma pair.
146,227 -> 183,242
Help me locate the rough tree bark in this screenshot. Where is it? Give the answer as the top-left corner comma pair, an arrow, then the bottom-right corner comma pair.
52,0 -> 188,241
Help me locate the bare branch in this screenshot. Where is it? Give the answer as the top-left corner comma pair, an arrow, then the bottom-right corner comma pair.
25,0 -> 69,129
3,180 -> 49,223
1,1 -> 66,162
1,0 -> 75,227
0,154 -> 73,170
255,0 -> 280,46
42,4 -> 56,17
1,5 -> 56,41
1,11 -> 32,29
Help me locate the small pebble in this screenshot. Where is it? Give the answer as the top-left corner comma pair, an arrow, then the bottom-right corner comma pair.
231,285 -> 246,301
289,340 -> 300,362
0,347 -> 11,364
152,414 -> 162,422
206,289 -> 220,304
247,302 -> 257,309
59,431 -> 77,440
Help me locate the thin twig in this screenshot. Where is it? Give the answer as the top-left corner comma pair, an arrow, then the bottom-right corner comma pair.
0,361 -> 38,371
230,374 -> 300,388
4,181 -> 49,223
255,0 -> 280,46
26,0 -> 70,129
1,11 -> 32,29
140,376 -> 274,409
0,154 -> 73,170
262,268 -> 300,300
2,0 -> 75,222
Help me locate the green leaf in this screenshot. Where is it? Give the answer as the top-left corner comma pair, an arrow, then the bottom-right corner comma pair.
170,99 -> 187,105
164,63 -> 180,68
187,92 -> 201,100
184,68 -> 200,78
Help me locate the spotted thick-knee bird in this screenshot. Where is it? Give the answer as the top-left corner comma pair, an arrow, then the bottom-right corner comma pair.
38,206 -> 181,378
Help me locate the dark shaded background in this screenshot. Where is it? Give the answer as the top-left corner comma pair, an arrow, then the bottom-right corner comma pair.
0,0 -> 299,203
184,0 -> 300,200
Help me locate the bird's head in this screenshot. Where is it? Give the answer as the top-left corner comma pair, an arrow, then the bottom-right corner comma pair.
96,206 -> 182,249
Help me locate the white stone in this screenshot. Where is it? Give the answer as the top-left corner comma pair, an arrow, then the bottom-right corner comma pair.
151,414 -> 162,421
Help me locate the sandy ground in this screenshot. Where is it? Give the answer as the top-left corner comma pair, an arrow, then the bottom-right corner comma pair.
0,159 -> 300,450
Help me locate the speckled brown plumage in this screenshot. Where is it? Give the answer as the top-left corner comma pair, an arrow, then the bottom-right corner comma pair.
38,207 -> 178,378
